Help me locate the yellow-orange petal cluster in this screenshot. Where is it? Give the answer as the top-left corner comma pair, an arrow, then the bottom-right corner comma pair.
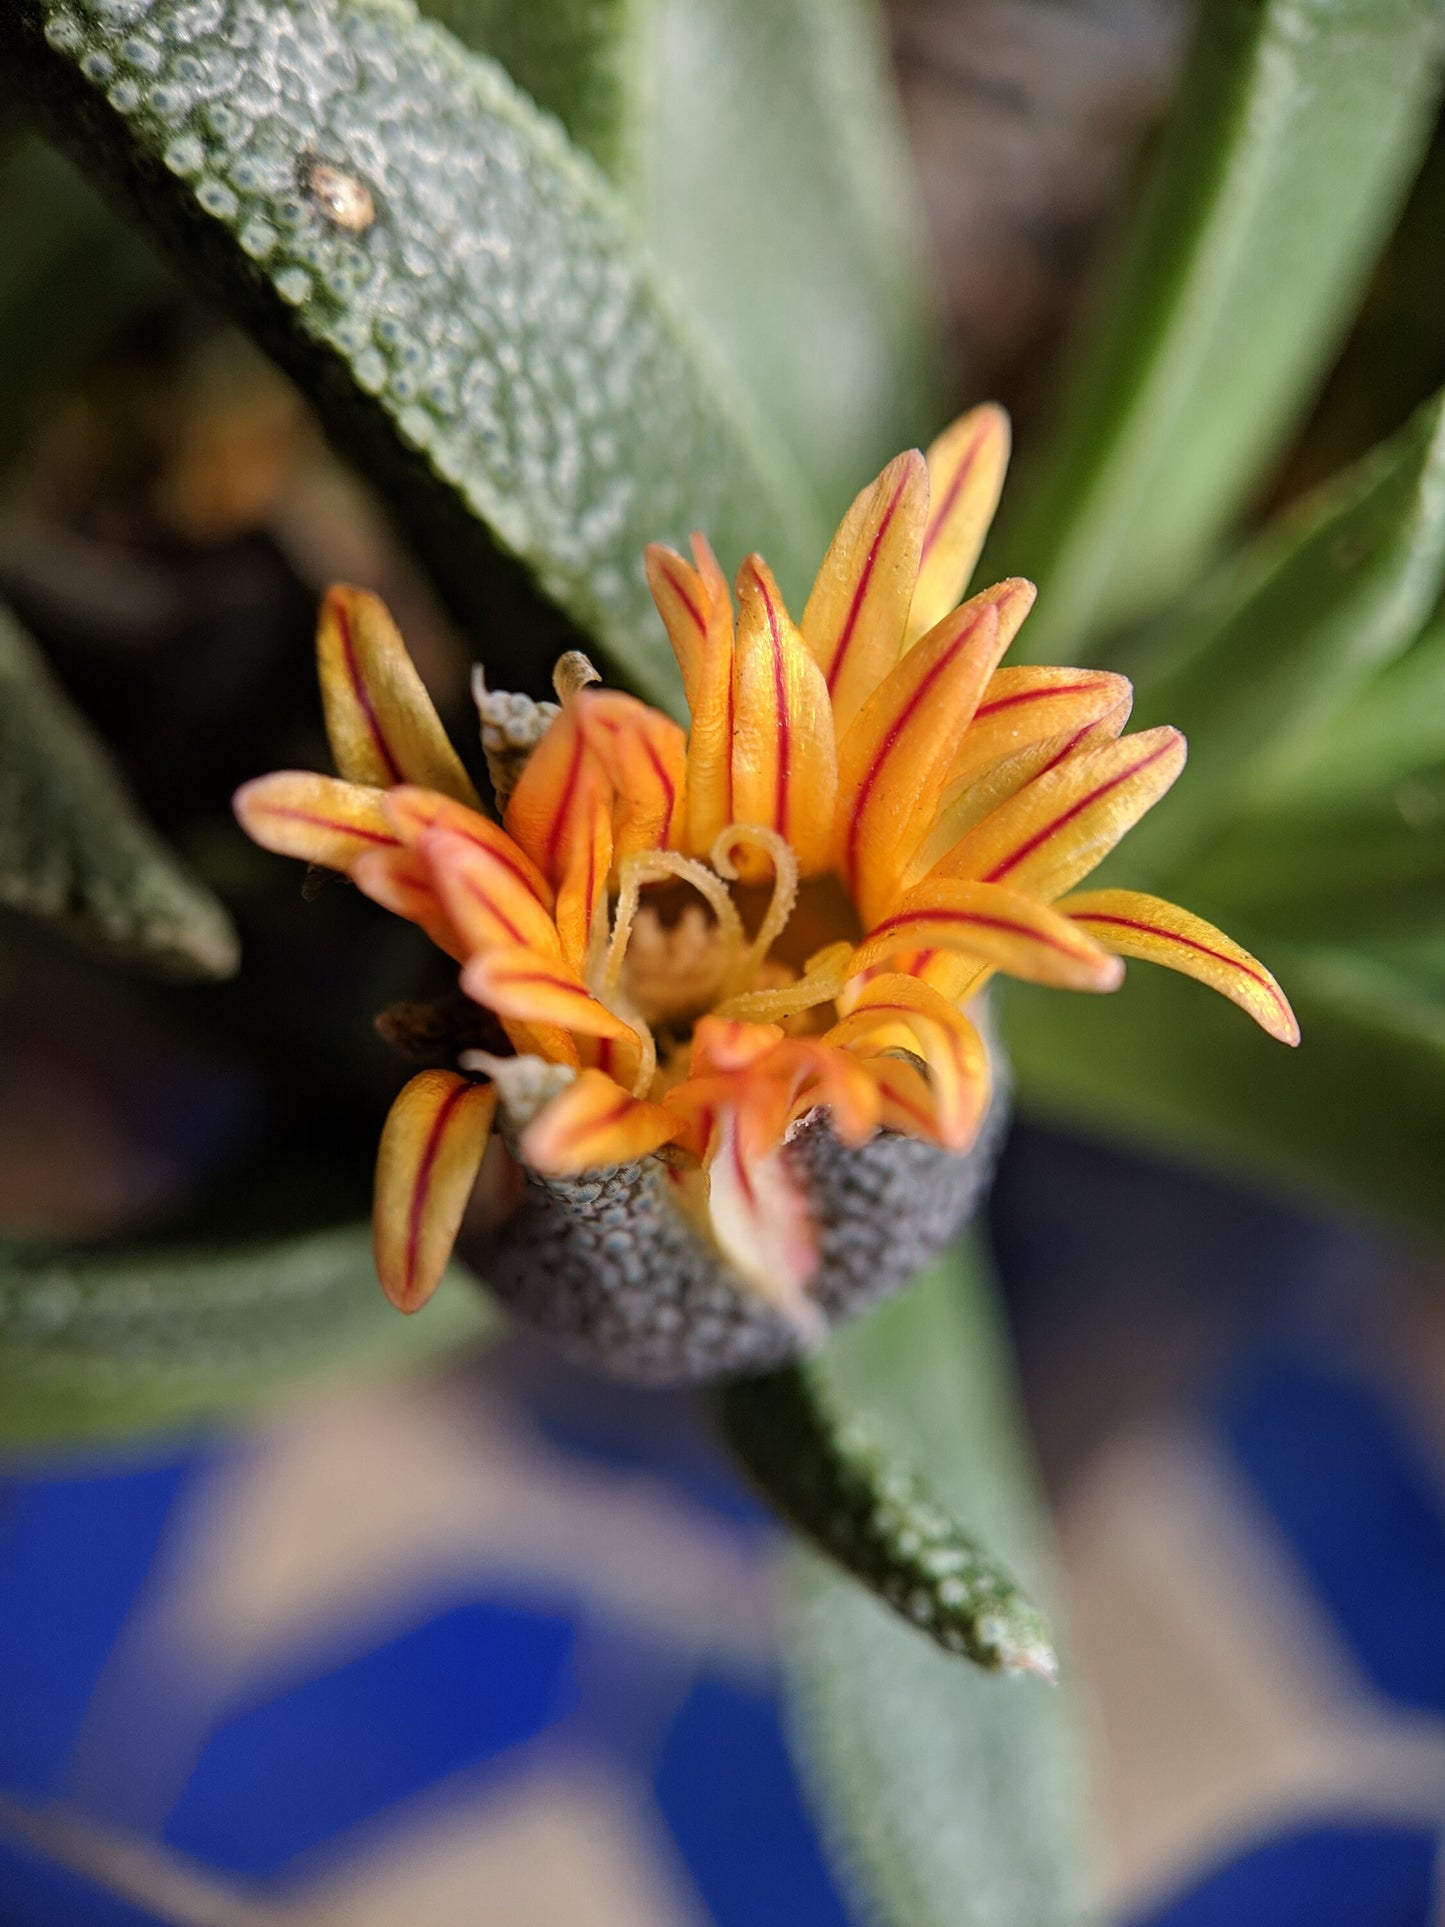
234,404 -> 1297,1326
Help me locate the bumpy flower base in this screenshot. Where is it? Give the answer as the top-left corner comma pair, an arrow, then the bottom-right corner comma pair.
466,1083 -> 1010,1385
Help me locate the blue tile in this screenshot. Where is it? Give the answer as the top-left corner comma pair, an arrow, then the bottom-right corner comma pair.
652,1674 -> 852,1927
1216,1356 -> 1445,1716
0,1457 -> 195,1798
163,1598 -> 576,1876
0,1834 -> 166,1927
1134,1821 -> 1437,1927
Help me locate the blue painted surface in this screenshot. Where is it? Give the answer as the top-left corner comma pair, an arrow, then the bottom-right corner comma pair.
0,1457 -> 193,1799
1216,1355 -> 1445,1717
1136,1823 -> 1438,1927
162,1597 -> 577,1876
653,1674 -> 854,1927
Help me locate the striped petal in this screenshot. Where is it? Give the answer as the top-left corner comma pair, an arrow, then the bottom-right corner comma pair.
234,770 -> 399,870
317,585 -> 479,804
782,1040 -> 882,1145
1058,889 -> 1300,1044
373,1071 -> 496,1312
576,688 -> 688,863
690,1015 -> 788,1075
732,556 -> 838,878
802,449 -> 929,737
859,1052 -> 951,1144
949,666 -> 1133,789
906,405 -> 1011,648
933,727 -> 1187,903
823,974 -> 990,1151
834,582 -> 1026,925
353,846 -> 465,959
646,535 -> 735,856
704,1109 -> 820,1329
421,828 -> 563,960
384,786 -> 554,907
460,945 -> 639,1045
852,877 -> 1124,990
520,1068 -> 681,1176
505,709 -> 613,972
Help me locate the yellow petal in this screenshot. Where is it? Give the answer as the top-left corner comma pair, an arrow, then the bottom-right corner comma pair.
802,449 -> 929,737
732,556 -> 838,878
834,582 -> 1025,925
317,585 -> 479,803
576,688 -> 688,863
373,1071 -> 496,1312
933,727 -> 1187,902
352,846 -> 465,959
504,709 -> 613,973
647,535 -> 736,856
384,786 -> 555,907
520,1068 -> 681,1175
421,828 -> 563,960
781,1039 -> 882,1145
691,1015 -> 788,1075
852,877 -> 1124,990
234,770 -> 400,870
906,405 -> 1011,648
949,666 -> 1133,789
823,973 -> 990,1151
1058,888 -> 1300,1044
859,1052 -> 951,1144
460,944 -> 638,1044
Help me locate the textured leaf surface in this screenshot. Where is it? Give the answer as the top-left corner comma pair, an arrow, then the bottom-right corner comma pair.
414,0 -> 646,184
0,1222 -> 494,1446
1124,386 -> 1445,874
0,600 -> 238,978
3,0 -> 823,704
999,0 -> 1445,658
783,1246 -> 1094,1927
716,1358 -> 1056,1677
639,0 -> 938,513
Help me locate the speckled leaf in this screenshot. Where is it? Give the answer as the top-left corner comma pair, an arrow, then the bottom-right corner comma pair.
997,0 -> 1445,659
0,600 -> 238,979
717,1359 -> 1056,1676
0,1222 -> 495,1447
414,0 -> 647,186
1123,385 -> 1445,876
784,1245 -> 1094,1927
639,0 -> 939,513
2,0 -> 823,705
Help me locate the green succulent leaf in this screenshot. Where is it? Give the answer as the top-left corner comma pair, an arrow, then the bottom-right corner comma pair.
0,599 -> 239,979
413,0 -> 647,187
1123,385 -> 1445,877
2,0 -> 824,706
639,0 -> 940,512
783,1244 -> 1094,1927
715,1357 -> 1056,1678
998,0 -> 1445,659
0,1221 -> 494,1447
1003,942 -> 1445,1246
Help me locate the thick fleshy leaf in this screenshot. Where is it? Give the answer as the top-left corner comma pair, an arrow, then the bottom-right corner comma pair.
373,1070 -> 497,1312
935,728 -> 1187,904
825,974 -> 989,1151
731,556 -> 838,878
782,1243 -> 1092,1926
854,878 -> 1124,993
995,0 -> 1445,657
1,601 -> 237,980
316,584 -> 480,803
4,0 -> 823,703
461,944 -> 637,1044
1059,888 -> 1298,1044
1125,386 -> 1445,874
906,404 -> 1011,648
234,771 -> 399,872
802,449 -> 928,738
0,1220 -> 495,1445
834,587 -> 1016,924
520,1067 -> 680,1174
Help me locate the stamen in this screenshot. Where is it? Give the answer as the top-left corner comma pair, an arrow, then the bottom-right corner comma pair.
714,941 -> 856,1023
711,825 -> 799,995
599,850 -> 745,1000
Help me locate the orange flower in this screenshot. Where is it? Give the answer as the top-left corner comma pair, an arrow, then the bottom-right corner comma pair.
236,406 -> 1296,1348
